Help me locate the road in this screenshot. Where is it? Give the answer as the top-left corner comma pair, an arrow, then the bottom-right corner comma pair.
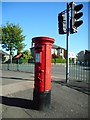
52,64 -> 66,80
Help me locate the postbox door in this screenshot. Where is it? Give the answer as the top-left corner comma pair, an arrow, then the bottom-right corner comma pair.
34,46 -> 45,92
43,44 -> 52,91
34,44 -> 52,92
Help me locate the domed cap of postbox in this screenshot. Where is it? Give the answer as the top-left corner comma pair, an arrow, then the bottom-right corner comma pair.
32,36 -> 55,44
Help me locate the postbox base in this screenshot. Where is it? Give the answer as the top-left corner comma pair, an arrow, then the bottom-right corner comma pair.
33,89 -> 51,111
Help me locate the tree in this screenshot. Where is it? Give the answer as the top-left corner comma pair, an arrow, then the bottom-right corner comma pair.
22,50 -> 32,60
2,22 -> 26,63
17,43 -> 26,54
19,50 -> 32,63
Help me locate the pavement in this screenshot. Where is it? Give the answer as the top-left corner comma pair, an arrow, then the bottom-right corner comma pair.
0,70 -> 90,119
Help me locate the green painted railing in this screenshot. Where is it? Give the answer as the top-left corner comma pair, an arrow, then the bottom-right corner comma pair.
2,63 -> 35,73
1,63 -> 90,83
69,63 -> 90,83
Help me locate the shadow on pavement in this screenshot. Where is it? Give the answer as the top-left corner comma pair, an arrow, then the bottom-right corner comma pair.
52,80 -> 90,95
0,96 -> 35,110
1,76 -> 33,81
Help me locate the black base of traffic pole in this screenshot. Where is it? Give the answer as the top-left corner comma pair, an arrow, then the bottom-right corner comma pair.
33,89 -> 51,111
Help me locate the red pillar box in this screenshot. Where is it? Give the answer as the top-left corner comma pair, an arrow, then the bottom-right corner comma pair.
32,36 -> 55,110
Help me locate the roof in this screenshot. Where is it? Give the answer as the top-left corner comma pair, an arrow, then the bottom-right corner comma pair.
0,50 -> 9,55
52,44 -> 63,49
15,53 -> 22,59
85,50 -> 90,53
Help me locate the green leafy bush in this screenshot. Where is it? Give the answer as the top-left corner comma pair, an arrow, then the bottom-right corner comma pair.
52,57 -> 66,63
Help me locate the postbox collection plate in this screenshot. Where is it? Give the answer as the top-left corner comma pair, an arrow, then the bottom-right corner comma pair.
36,53 -> 40,63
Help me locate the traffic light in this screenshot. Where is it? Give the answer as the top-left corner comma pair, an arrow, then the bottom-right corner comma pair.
70,2 -> 83,34
58,12 -> 66,34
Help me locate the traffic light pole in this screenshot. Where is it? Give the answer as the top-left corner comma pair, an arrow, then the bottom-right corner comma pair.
66,3 -> 69,83
58,2 -> 83,83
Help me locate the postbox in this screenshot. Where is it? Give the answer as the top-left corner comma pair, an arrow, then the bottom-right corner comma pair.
32,36 -> 55,110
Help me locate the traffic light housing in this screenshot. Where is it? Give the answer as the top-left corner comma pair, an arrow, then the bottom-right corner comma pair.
58,12 -> 66,34
70,2 -> 83,34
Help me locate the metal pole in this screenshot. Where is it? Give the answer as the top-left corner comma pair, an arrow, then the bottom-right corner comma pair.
66,3 -> 69,83
17,58 -> 19,71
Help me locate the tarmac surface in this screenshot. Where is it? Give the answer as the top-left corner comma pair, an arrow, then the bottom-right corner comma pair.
0,70 -> 90,119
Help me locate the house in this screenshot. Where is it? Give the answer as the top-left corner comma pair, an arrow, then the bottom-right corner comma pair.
85,50 -> 90,67
69,51 -> 77,63
52,44 -> 66,58
77,50 -> 90,66
52,44 -> 77,60
0,50 -> 9,63
77,51 -> 85,63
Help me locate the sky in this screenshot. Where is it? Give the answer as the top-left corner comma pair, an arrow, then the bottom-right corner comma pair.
0,0 -> 89,55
